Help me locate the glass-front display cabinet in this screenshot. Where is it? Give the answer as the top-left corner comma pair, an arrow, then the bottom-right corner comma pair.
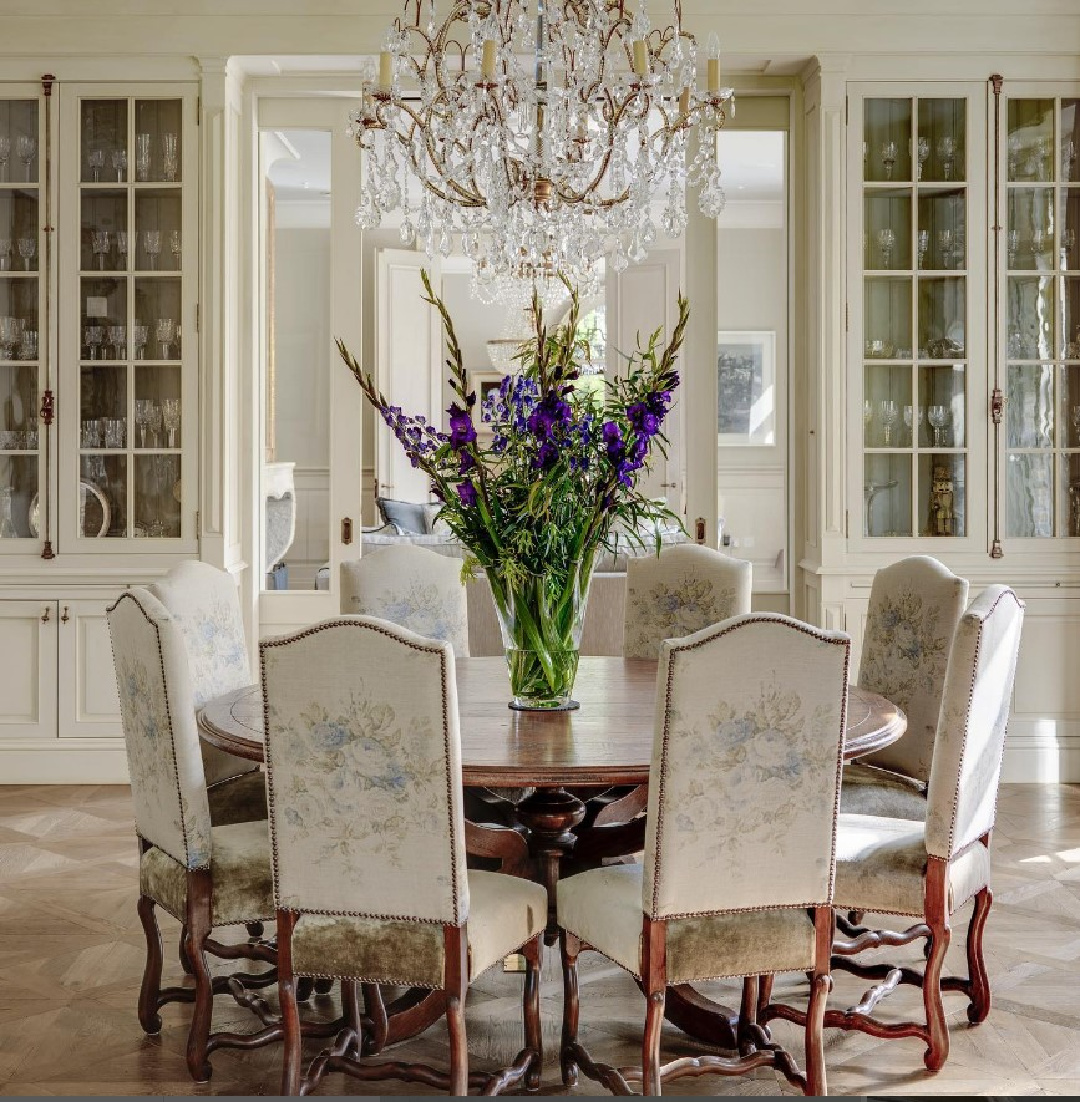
0,94 -> 43,551
59,86 -> 197,550
852,88 -> 986,544
1002,94 -> 1080,541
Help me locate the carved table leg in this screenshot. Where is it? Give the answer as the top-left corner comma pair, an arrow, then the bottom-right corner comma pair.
516,787 -> 587,945
661,984 -> 740,1051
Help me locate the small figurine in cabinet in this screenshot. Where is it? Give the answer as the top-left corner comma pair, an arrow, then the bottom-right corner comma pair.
929,464 -> 955,536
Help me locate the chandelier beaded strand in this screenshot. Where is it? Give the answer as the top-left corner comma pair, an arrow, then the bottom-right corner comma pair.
349,0 -> 734,302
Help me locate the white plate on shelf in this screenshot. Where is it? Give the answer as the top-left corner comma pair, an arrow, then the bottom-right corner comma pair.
31,484 -> 111,538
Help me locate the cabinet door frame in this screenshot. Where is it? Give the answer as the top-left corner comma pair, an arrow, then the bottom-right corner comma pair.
56,595 -> 122,739
0,598 -> 57,740
57,82 -> 199,554
846,81 -> 989,555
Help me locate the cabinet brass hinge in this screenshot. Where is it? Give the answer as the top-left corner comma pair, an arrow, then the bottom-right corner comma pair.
991,386 -> 1005,425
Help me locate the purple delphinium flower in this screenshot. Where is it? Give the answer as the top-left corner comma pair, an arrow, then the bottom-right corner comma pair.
457,480 -> 477,506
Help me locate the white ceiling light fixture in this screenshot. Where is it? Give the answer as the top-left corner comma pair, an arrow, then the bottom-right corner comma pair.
349,0 -> 734,302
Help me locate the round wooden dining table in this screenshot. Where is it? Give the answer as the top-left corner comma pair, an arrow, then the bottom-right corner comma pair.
198,656 -> 906,1054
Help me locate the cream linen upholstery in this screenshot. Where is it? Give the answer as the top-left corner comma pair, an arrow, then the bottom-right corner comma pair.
840,762 -> 928,821
340,544 -> 470,658
853,556 -> 968,787
107,590 -> 212,868
623,544 -> 751,660
834,813 -> 991,917
925,585 -> 1025,859
261,616 -> 544,962
149,561 -> 261,791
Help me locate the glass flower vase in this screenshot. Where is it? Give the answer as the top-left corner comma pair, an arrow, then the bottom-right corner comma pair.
489,559 -> 592,711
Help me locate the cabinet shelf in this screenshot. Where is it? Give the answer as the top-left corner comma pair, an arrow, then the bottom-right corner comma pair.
0,271 -> 41,279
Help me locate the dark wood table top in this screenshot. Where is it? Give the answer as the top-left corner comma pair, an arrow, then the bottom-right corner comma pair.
198,657 -> 906,788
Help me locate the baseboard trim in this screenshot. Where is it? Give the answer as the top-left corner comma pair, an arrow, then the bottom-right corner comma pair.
1001,724 -> 1080,783
0,746 -> 130,784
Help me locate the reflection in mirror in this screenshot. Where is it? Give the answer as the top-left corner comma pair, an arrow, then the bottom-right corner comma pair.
261,129 -> 331,590
716,129 -> 788,593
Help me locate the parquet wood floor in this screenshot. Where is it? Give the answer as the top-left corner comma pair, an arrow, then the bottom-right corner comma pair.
0,783 -> 1078,1096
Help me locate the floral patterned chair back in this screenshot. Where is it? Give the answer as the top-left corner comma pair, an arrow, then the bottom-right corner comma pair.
925,585 -> 1024,863
624,544 -> 752,660
149,561 -> 256,785
340,544 -> 470,658
645,614 -> 850,917
106,589 -> 212,870
260,616 -> 469,924
857,555 -> 969,784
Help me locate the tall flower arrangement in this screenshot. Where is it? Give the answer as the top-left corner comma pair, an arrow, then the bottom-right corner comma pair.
337,272 -> 687,708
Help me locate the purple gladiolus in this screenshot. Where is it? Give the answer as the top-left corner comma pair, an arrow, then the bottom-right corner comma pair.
457,480 -> 477,506
448,403 -> 476,449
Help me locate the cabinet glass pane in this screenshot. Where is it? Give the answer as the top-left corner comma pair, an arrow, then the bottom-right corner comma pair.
1007,188 -> 1055,270
80,364 -> 127,445
1060,189 -> 1079,272
918,364 -> 965,448
134,191 -> 181,271
864,277 -> 911,357
918,276 -> 965,358
918,453 -> 965,537
1062,452 -> 1080,536
864,454 -> 912,536
0,101 -> 39,185
81,101 -> 128,185
134,279 -> 181,361
1007,452 -> 1053,537
864,192 -> 911,270
865,99 -> 912,183
1061,100 -> 1079,183
1064,277 -> 1080,360
134,364 -> 181,450
1062,364 -> 1080,447
134,101 -> 182,184
79,454 -> 126,538
1008,364 -> 1054,448
80,192 -> 127,273
1007,276 -> 1054,359
1008,99 -> 1053,183
134,454 -> 180,538
918,191 -> 964,271
0,456 -> 38,538
0,190 -> 39,271
917,99 -> 965,184
80,278 -> 127,360
0,277 -> 39,348
864,364 -> 911,447
0,363 -> 37,439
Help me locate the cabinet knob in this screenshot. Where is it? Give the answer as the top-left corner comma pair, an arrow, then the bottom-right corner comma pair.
40,606 -> 50,623
60,605 -> 70,623
341,517 -> 354,545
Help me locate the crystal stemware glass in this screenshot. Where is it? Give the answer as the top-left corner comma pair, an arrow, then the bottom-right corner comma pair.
111,149 -> 127,183
1065,138 -> 1077,181
880,140 -> 897,181
161,398 -> 180,448
18,328 -> 37,361
107,324 -> 126,360
133,321 -> 149,360
149,403 -> 163,447
878,399 -> 898,446
105,419 -> 125,449
0,239 -> 10,272
0,136 -> 10,183
91,230 -> 110,271
1071,404 -> 1080,447
134,399 -> 152,448
1062,227 -> 1076,269
116,231 -> 128,270
917,228 -> 929,269
17,237 -> 36,271
1008,134 -> 1023,178
84,324 -> 104,361
169,229 -> 181,269
937,135 -> 956,181
155,317 -> 175,359
161,133 -> 178,183
928,404 -> 948,448
916,136 -> 930,181
143,230 -> 161,270
938,229 -> 954,270
15,135 -> 36,182
877,228 -> 896,269
903,404 -> 914,445
0,317 -> 20,361
1008,228 -> 1019,268
863,398 -> 872,435
135,132 -> 152,182
87,146 -> 106,183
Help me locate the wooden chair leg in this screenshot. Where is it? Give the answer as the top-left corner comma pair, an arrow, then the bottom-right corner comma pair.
643,989 -> 665,1097
922,920 -> 952,1071
184,872 -> 215,1084
758,973 -> 775,1020
445,925 -> 470,1097
804,973 -> 831,1096
361,983 -> 388,1055
277,911 -> 303,1096
178,924 -> 194,975
522,935 -> 543,1091
738,976 -> 759,1054
560,930 -> 581,1088
136,895 -> 164,1035
966,887 -> 992,1025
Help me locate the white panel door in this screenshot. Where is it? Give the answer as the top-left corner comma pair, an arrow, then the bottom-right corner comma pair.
376,249 -> 442,505
0,601 -> 57,740
58,598 -> 122,738
607,249 -> 683,510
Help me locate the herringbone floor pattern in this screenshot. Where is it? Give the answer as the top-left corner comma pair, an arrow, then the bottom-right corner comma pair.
0,783 -> 1077,1095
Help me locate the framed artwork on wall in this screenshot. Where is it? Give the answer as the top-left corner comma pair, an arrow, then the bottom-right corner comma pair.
468,368 -> 504,437
717,330 -> 777,446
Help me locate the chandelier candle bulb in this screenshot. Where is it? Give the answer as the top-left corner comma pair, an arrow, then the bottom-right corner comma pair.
706,32 -> 721,93
633,40 -> 649,77
481,39 -> 497,79
378,50 -> 393,91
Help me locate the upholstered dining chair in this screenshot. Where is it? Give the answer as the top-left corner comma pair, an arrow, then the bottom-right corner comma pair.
149,560 -> 266,828
764,585 -> 1024,1073
558,614 -> 851,1096
107,589 -> 276,1085
623,543 -> 752,659
260,616 -> 546,1096
340,544 -> 470,657
841,555 -> 968,821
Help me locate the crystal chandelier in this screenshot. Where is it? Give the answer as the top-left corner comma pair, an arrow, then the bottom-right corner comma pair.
349,0 -> 734,301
